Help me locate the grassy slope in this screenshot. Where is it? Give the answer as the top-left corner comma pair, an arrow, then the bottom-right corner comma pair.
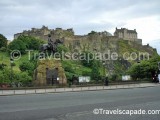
1,40 -> 157,81
0,51 -> 30,72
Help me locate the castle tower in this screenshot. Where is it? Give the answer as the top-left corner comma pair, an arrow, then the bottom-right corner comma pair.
114,28 -> 140,42
114,27 -> 142,45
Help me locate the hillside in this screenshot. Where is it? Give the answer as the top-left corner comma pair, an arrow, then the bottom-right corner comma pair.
0,29 -> 159,85
0,37 -> 158,84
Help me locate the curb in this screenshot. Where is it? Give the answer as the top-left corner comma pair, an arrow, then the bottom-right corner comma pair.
0,84 -> 159,96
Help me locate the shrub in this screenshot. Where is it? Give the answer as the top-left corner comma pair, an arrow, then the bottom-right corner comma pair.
0,47 -> 7,52
0,68 -> 32,85
19,61 -> 35,75
8,35 -> 45,54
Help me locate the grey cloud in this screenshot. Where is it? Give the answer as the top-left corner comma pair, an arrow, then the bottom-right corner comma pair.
0,0 -> 160,40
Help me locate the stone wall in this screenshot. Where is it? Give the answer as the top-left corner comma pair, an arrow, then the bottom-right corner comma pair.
63,33 -> 119,53
14,26 -> 74,41
114,28 -> 141,45
14,26 -> 142,45
33,59 -> 67,86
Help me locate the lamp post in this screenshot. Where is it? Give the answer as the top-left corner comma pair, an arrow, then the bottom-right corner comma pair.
102,61 -> 106,85
10,58 -> 14,83
137,61 -> 141,81
102,62 -> 106,77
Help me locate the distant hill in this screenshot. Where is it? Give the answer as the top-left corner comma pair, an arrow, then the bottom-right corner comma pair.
148,39 -> 160,55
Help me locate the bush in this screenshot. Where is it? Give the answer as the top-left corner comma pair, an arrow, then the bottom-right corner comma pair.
14,72 -> 32,84
0,47 -> 7,52
65,72 -> 75,81
0,68 -> 10,83
19,61 -> 35,75
91,60 -> 101,81
11,63 -> 16,67
64,66 -> 75,73
80,51 -> 94,67
0,68 -> 32,85
0,63 -> 7,70
109,74 -> 118,81
8,39 -> 27,54
8,35 -> 45,54
57,44 -> 68,53
141,78 -> 151,81
82,70 -> 91,76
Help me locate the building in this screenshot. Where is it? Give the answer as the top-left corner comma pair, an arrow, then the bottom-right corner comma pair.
14,25 -> 74,41
14,26 -> 142,45
114,27 -> 142,45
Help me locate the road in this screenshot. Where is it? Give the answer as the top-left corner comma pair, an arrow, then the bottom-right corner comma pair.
0,86 -> 160,120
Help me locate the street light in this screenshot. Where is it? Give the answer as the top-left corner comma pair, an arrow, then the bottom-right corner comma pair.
10,58 -> 14,83
137,61 -> 141,81
102,61 -> 106,85
102,61 -> 109,86
158,62 -> 160,71
102,62 -> 106,77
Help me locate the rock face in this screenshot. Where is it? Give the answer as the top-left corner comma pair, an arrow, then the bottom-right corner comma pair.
33,59 -> 67,86
63,34 -> 119,53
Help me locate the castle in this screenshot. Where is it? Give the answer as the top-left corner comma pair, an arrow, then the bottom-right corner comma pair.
14,26 -> 142,45
14,26 -> 156,86
114,27 -> 142,45
14,26 -> 74,41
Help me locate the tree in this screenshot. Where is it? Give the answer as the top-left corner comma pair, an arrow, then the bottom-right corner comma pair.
0,34 -> 7,48
88,31 -> 97,35
91,60 -> 101,81
8,39 -> 27,54
127,55 -> 160,80
8,35 -> 44,54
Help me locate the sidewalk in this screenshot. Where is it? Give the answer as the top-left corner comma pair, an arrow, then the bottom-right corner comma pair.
0,83 -> 159,96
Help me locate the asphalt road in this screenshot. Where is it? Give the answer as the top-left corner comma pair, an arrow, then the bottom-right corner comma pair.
0,86 -> 160,120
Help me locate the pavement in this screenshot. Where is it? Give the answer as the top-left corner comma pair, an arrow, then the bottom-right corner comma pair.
0,83 -> 159,96
0,85 -> 160,120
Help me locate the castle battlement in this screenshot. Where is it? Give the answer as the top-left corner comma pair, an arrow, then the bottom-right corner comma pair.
14,26 -> 74,40
14,26 -> 142,45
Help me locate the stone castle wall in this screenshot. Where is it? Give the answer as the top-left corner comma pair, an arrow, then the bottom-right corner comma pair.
114,28 -> 142,44
14,26 -> 74,41
14,26 -> 142,47
14,26 -> 146,55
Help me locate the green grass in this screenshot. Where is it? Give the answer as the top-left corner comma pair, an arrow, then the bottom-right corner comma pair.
0,51 -> 93,78
0,51 -> 36,72
62,60 -> 92,76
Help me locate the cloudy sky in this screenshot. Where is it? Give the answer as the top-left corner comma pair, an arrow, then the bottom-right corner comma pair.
0,0 -> 160,46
